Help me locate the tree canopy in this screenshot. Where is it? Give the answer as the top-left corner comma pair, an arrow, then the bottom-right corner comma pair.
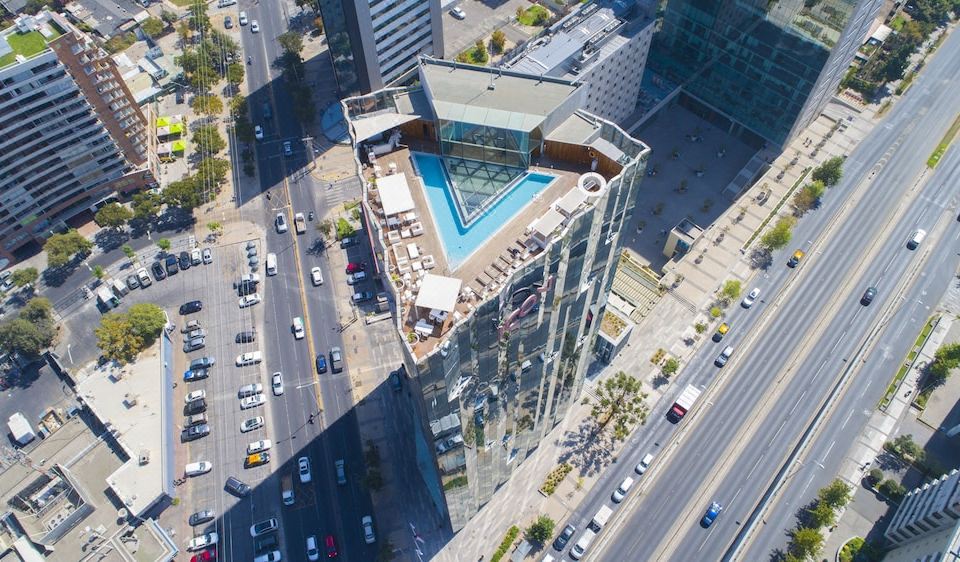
0,297 -> 56,356
525,515 -> 556,545
44,229 -> 93,268
10,267 -> 38,288
760,216 -> 796,252
95,203 -> 133,230
590,371 -> 648,441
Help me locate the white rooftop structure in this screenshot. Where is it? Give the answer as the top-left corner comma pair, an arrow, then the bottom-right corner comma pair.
75,335 -> 174,517
378,172 -> 416,217
415,274 -> 462,312
532,208 -> 567,244
557,188 -> 588,217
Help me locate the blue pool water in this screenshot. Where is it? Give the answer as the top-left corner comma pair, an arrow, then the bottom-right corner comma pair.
412,153 -> 556,270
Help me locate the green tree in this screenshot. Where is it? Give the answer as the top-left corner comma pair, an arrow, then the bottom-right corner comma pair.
662,358 -> 680,376
96,313 -> 142,364
9,267 -> 38,288
163,176 -> 204,210
229,94 -> 248,118
278,31 -> 304,54
92,265 -> 105,279
160,10 -> 178,25
207,221 -> 223,235
0,319 -> 51,357
336,218 -> 356,239
318,219 -> 333,237
808,501 -> 837,528
227,62 -> 245,86
793,180 -> 826,215
589,371 -> 649,441
131,191 -> 162,221
811,156 -> 844,187
474,39 -> 488,62
879,479 -> 906,501
190,94 -> 223,116
720,280 -> 742,303
157,238 -> 172,251
140,16 -> 165,38
192,125 -> 226,155
122,244 -> 136,260
867,468 -> 884,487
95,203 -> 134,230
525,515 -> 556,545
127,303 -> 166,345
490,30 -> 506,53
818,479 -> 852,510
196,157 -> 230,187
891,434 -> 924,460
176,21 -> 192,46
760,216 -> 796,252
188,2 -> 210,33
44,229 -> 93,268
789,527 -> 824,560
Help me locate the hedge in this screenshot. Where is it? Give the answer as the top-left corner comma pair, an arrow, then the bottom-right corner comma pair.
491,525 -> 520,562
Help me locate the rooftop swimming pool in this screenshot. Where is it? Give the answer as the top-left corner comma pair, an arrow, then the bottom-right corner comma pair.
412,153 -> 556,270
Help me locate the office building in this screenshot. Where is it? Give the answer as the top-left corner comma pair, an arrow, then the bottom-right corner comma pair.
504,0 -> 655,124
343,57 -> 649,529
886,469 -> 960,545
317,0 -> 445,96
650,0 -> 884,147
0,12 -> 151,263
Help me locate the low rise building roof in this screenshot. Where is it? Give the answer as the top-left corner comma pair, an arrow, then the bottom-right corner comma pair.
378,173 -> 416,217
415,274 -> 462,312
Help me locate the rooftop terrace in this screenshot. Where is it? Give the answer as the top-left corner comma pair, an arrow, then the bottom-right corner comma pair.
0,14 -> 64,70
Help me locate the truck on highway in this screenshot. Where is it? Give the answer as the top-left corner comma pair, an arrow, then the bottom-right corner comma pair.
667,384 -> 702,423
281,473 -> 295,506
294,213 -> 306,234
589,505 -> 613,531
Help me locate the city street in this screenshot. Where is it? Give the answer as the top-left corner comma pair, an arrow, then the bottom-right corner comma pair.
537,22 -> 960,562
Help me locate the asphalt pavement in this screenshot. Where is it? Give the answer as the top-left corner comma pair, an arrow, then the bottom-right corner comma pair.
540,24 -> 960,562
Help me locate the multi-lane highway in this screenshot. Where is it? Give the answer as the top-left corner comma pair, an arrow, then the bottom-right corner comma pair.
542,24 -> 960,562
207,1 -> 378,559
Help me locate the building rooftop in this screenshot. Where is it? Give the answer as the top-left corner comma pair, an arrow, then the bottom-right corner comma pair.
0,14 -> 64,70
63,0 -> 147,39
420,58 -> 581,132
74,336 -> 174,517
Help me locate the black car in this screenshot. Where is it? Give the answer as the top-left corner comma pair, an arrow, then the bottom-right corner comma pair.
180,300 -> 203,315
190,356 -> 215,370
861,286 -> 877,306
236,331 -> 256,343
152,260 -> 167,280
184,398 -> 207,415
225,476 -> 251,497
238,280 -> 258,296
553,524 -> 576,551
189,509 -> 215,526
340,236 -> 357,248
254,533 -> 278,553
175,88 -> 184,104
165,254 -> 179,275
179,251 -> 192,270
181,423 -> 210,442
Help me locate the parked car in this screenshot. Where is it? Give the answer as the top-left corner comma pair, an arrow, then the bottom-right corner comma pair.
180,300 -> 203,314
185,461 -> 213,477
137,267 -> 152,287
250,518 -> 279,538
190,356 -> 216,370
275,212 -> 288,233
225,476 -> 251,497
553,524 -> 576,551
181,320 -> 201,333
346,271 -> 366,285
298,456 -> 311,483
202,248 -> 213,264
282,141 -> 292,157
339,236 -> 356,248
330,347 -> 344,373
184,398 -> 207,415
152,261 -> 167,280
126,274 -> 140,290
635,453 -> 654,475
239,293 -> 262,308
184,368 -> 209,382
165,254 -> 179,275
183,329 -> 206,342
361,516 -> 376,544
389,370 -> 402,392
450,6 -> 466,19
189,510 -> 215,526
714,345 -> 734,367
236,351 -> 262,366
247,439 -> 272,454
306,535 -> 320,561
181,423 -> 210,442
241,394 -> 266,410
183,337 -> 206,353
185,390 -> 206,403
185,413 -> 207,427
352,291 -> 374,303
179,251 -> 192,270
245,451 -> 270,468
191,248 -> 202,265
345,262 -> 366,274
240,416 -> 264,433
187,532 -> 218,551
224,15 -> 233,28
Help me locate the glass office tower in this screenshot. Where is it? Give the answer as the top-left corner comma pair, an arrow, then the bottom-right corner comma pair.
650,0 -> 883,146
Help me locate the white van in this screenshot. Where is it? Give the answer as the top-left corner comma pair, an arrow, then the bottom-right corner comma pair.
570,528 -> 597,560
907,229 -> 926,250
266,253 -> 277,276
612,476 -> 635,503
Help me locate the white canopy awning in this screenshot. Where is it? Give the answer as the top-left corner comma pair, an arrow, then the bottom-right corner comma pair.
416,274 -> 461,312
557,188 -> 587,217
532,208 -> 566,240
378,173 -> 415,217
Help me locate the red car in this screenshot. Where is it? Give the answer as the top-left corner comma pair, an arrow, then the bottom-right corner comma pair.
325,534 -> 338,558
345,262 -> 366,274
191,547 -> 216,562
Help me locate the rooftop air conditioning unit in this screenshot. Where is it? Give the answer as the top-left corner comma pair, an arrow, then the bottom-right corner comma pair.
138,450 -> 150,465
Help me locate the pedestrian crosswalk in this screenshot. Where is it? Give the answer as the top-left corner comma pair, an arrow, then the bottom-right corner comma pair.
321,176 -> 362,208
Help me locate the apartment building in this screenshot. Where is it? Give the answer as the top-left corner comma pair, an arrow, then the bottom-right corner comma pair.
504,0 -> 655,125
0,11 -> 151,263
317,0 -> 445,96
343,56 -> 649,529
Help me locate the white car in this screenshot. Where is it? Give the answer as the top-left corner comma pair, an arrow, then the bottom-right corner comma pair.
254,552 -> 281,562
276,212 -> 288,233
346,271 -> 366,285
247,439 -> 272,454
240,416 -> 264,433
250,518 -> 278,538
741,287 -> 761,308
185,461 -> 213,477
236,351 -> 263,366
191,248 -> 202,265
255,125 -> 263,140
241,394 -> 266,410
293,317 -> 304,339
250,20 -> 259,32
238,10 -> 248,25
311,266 -> 323,286
362,515 -> 376,544
298,456 -> 312,483
187,532 -> 219,551
239,293 -> 262,308
136,267 -> 152,287
272,372 -> 284,396
202,248 -> 213,264
450,6 -> 466,19
306,535 -> 320,561
185,390 -> 206,403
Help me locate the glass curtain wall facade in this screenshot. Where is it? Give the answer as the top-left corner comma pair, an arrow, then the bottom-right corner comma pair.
409,122 -> 647,530
650,0 -> 878,146
317,0 -> 365,96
